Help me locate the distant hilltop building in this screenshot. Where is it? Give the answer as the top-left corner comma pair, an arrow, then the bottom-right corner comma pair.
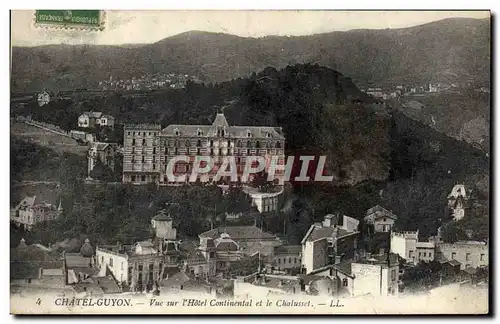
447,184 -> 469,221
78,112 -> 115,128
122,113 -> 285,185
37,90 -> 51,107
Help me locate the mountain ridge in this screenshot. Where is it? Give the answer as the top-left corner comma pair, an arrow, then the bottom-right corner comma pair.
11,17 -> 490,92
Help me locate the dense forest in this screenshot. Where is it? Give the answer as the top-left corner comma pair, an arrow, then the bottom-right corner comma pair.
11,64 -> 489,247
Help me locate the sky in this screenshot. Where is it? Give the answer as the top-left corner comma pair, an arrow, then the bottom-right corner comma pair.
11,10 -> 490,46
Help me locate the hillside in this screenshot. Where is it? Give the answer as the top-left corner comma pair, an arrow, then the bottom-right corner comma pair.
11,17 -> 490,92
390,90 -> 490,152
11,64 -> 489,243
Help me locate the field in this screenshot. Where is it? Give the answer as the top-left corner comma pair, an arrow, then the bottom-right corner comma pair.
10,121 -> 88,156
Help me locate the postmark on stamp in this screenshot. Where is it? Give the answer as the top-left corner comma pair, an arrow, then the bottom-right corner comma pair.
34,10 -> 105,31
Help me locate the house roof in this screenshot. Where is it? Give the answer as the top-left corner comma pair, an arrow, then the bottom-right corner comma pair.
214,237 -> 239,251
161,113 -> 285,139
152,210 -> 172,221
442,259 -> 461,267
160,271 -> 191,287
81,111 -> 103,118
135,241 -> 157,255
302,224 -> 356,243
65,253 -> 92,269
364,205 -> 397,223
416,242 -> 435,249
199,226 -> 276,241
95,276 -> 121,294
15,196 -> 56,210
332,261 -> 353,277
274,245 -> 301,255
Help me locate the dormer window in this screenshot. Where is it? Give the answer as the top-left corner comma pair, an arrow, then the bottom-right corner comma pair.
174,128 -> 180,136
197,129 -> 203,136
247,130 -> 251,138
266,132 -> 271,138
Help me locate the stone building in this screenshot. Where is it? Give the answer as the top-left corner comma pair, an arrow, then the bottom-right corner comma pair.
243,186 -> 283,213
390,231 -> 419,264
122,113 -> 286,185
78,112 -> 115,128
311,253 -> 399,297
87,142 -> 117,178
10,196 -> 62,230
435,241 -> 488,270
301,215 -> 360,274
271,245 -> 302,273
364,205 -> 398,233
95,210 -> 180,292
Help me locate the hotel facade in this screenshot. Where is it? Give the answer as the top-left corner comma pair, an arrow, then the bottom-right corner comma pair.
122,113 -> 286,185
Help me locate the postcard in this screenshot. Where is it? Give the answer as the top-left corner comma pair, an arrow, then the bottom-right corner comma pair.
10,9 -> 490,315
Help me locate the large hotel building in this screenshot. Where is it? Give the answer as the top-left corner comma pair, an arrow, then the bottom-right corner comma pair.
122,113 -> 286,185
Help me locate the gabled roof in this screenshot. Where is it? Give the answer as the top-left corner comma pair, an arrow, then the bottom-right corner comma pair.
364,205 -> 397,223
199,226 -> 276,240
161,113 -> 285,139
160,271 -> 191,287
331,261 -> 353,278
81,111 -> 103,118
301,224 -> 357,244
152,210 -> 172,221
95,276 -> 121,294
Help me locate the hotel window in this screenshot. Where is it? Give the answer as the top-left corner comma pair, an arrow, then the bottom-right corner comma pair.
419,252 -> 422,258
247,140 -> 251,148
227,140 -> 231,147
142,139 -> 146,145
142,156 -> 145,163
481,254 -> 485,261
153,164 -> 156,170
127,132 -> 131,135
391,269 -> 397,281
101,256 -> 104,264
110,258 -> 113,267
141,175 -> 146,182
256,141 -> 261,148
342,278 -> 348,287
267,133 -> 271,138
210,140 -> 214,147
132,147 -> 135,154
247,131 -> 251,138
132,139 -> 136,145
278,259 -> 281,264
197,140 -> 201,147
175,129 -> 180,136
197,129 -> 202,136
466,253 -> 470,261
221,129 -> 225,137
276,141 -> 281,148
121,262 -> 124,270
452,252 -> 456,260
237,140 -> 242,147
143,132 -> 146,136
186,140 -> 190,147
131,175 -> 136,182
153,148 -> 156,154
133,132 -> 136,136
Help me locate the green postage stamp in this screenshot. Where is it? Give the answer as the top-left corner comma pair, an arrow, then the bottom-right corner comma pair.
34,10 -> 105,30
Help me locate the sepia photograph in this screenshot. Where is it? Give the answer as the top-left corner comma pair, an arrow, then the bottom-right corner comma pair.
9,9 -> 491,315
